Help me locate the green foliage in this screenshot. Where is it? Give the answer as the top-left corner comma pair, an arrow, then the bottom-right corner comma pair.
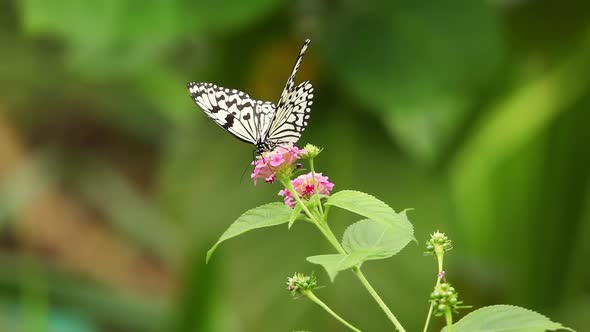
20,0 -> 281,75
206,203 -> 292,262
307,217 -> 415,281
342,218 -> 412,260
326,190 -> 414,240
319,1 -> 504,162
441,305 -> 574,332
2,0 -> 590,330
306,253 -> 365,282
288,203 -> 303,229
308,193 -> 414,281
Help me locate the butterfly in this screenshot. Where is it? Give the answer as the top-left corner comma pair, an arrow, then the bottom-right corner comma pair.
188,39 -> 313,154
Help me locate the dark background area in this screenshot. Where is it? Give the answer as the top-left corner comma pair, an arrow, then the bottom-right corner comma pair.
0,0 -> 589,331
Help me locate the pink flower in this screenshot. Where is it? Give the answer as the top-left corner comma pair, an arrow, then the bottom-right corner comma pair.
251,144 -> 305,184
278,172 -> 335,208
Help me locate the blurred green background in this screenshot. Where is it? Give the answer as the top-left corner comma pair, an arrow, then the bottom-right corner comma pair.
1,0 -> 589,331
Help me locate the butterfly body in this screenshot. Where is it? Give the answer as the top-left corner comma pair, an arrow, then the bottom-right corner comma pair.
188,39 -> 313,154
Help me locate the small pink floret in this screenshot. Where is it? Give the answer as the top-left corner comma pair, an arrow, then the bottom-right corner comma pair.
278,172 -> 335,208
250,144 -> 305,185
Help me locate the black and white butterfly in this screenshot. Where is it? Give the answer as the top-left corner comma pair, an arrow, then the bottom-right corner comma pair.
188,39 -> 313,154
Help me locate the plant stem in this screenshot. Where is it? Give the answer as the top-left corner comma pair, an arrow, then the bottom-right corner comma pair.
422,252 -> 444,332
309,158 -> 324,215
444,310 -> 453,332
317,222 -> 346,254
352,267 -> 407,332
304,290 -> 363,332
281,179 -> 406,331
282,179 -> 318,223
423,304 -> 434,332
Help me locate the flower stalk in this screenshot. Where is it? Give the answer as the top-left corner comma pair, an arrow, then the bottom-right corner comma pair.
423,232 -> 467,332
444,310 -> 454,332
287,273 -> 362,332
304,290 -> 363,332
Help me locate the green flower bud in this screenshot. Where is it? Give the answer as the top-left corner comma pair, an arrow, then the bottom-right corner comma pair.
286,272 -> 318,296
301,144 -> 322,159
424,230 -> 453,256
430,282 -> 468,316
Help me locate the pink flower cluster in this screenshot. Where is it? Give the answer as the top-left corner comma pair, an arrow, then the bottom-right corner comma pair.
251,144 -> 305,184
279,173 -> 335,208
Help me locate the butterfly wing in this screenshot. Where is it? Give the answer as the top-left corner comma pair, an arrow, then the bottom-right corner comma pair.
266,39 -> 314,145
267,81 -> 313,144
188,82 -> 276,144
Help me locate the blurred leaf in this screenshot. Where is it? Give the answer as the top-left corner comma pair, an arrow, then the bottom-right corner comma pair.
167,245 -> 236,332
306,253 -> 364,282
441,305 -> 574,332
206,203 -> 291,262
319,1 -> 504,163
450,31 -> 590,255
0,254 -> 165,332
20,258 -> 48,332
0,154 -> 52,228
342,218 -> 411,260
134,67 -> 194,125
76,162 -> 181,264
20,0 -> 282,75
0,301 -> 99,332
325,190 -> 414,238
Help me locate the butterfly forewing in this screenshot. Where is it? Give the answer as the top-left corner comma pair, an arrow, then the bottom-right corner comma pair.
188,82 -> 276,144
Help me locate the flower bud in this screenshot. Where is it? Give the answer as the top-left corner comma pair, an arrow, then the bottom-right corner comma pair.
430,282 -> 468,316
424,230 -> 453,256
301,144 -> 322,159
286,273 -> 318,296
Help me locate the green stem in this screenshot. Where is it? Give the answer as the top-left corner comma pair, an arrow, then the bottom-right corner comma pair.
444,310 -> 453,332
353,267 -> 406,332
423,304 -> 434,332
422,252 -> 444,332
309,158 -> 324,216
317,222 -> 346,254
282,179 -> 318,223
304,290 -> 363,332
281,179 -> 405,331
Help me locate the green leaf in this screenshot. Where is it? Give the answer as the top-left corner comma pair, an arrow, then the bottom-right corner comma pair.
306,253 -> 365,282
441,305 -> 575,332
325,190 -> 414,239
288,204 -> 303,229
206,203 -> 291,263
342,219 -> 412,261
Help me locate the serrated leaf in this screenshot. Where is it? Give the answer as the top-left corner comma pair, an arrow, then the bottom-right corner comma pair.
288,204 -> 303,229
325,190 -> 414,239
342,219 -> 412,261
206,203 -> 291,262
306,253 -> 366,282
441,305 -> 574,332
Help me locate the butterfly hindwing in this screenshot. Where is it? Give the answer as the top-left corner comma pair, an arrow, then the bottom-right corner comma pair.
276,39 -> 311,112
267,39 -> 313,145
188,82 -> 276,144
267,80 -> 313,144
